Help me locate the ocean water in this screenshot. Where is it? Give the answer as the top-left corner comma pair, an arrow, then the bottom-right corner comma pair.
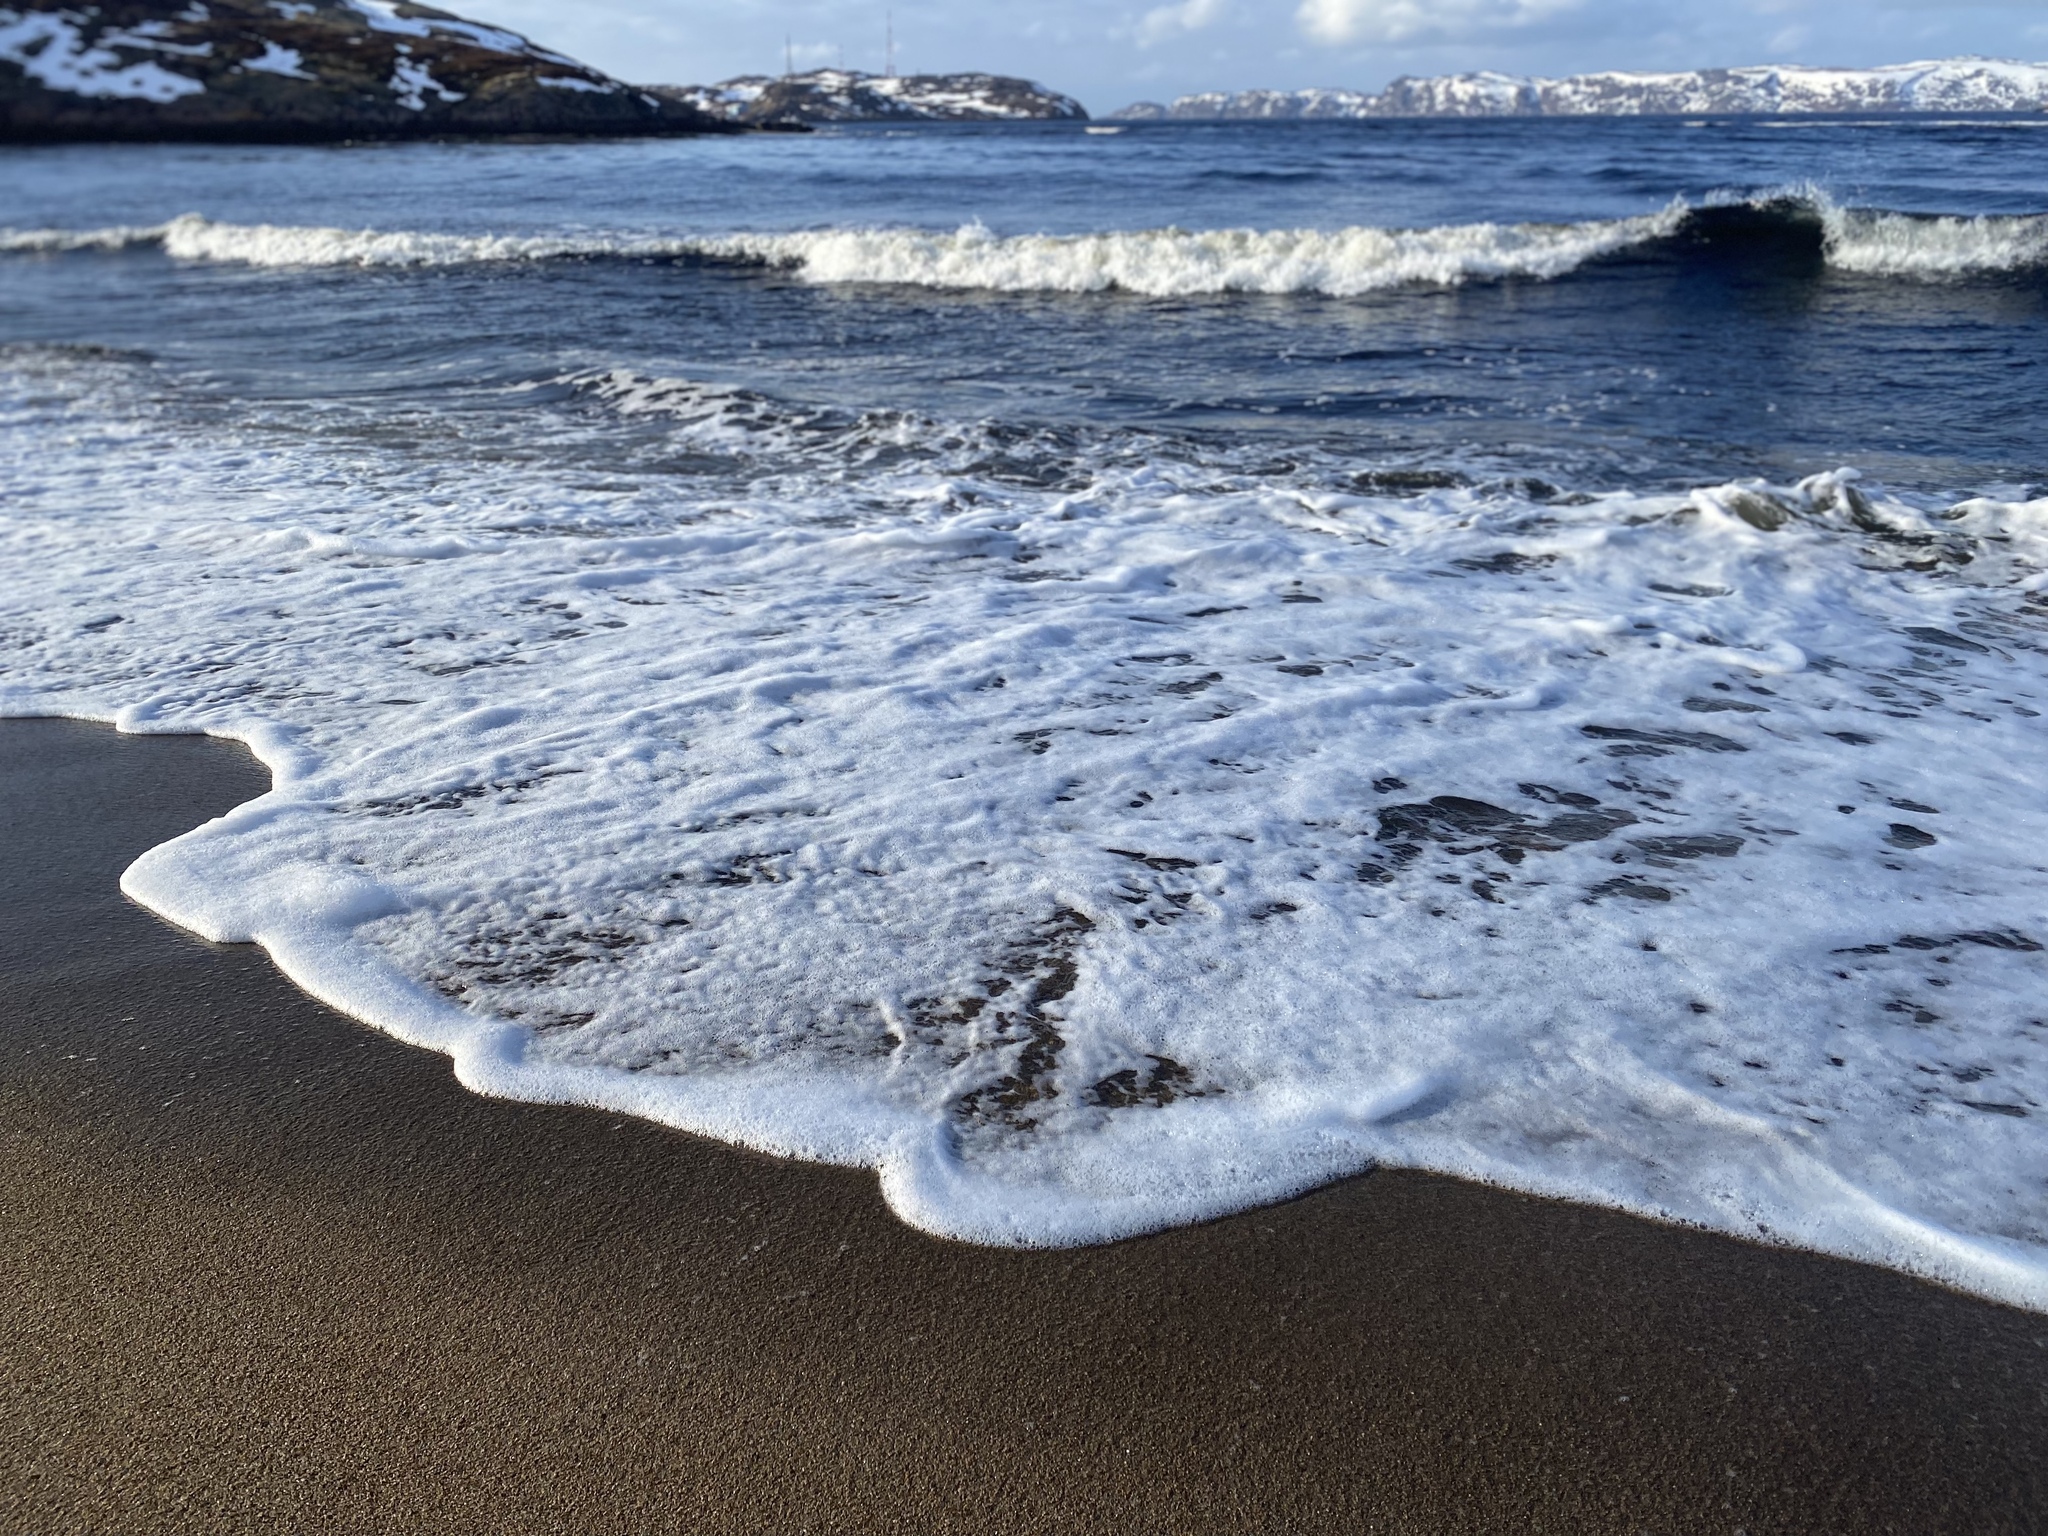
4,118 -> 2048,1304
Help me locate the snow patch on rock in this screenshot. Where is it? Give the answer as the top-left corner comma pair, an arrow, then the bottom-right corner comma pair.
0,10 -> 208,101
389,52 -> 462,111
239,40 -> 312,81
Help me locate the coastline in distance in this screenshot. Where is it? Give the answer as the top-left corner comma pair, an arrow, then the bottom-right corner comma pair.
1115,57 -> 2048,120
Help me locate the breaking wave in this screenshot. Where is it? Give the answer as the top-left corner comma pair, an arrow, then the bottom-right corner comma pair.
4,196 -> 2044,291
703,214 -> 1682,293
1822,205 -> 2048,276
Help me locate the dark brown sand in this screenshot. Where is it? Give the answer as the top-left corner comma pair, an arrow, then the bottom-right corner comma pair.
3,717 -> 2045,1535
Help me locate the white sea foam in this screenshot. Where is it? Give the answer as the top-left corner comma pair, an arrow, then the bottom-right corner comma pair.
158,213 -> 610,265
690,214 -> 1687,294
1823,206 -> 2048,276
10,210 -> 1684,291
4,349 -> 2048,1305
5,199 -> 2043,288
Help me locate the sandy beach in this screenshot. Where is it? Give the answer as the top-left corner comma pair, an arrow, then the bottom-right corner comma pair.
0,715 -> 2041,1533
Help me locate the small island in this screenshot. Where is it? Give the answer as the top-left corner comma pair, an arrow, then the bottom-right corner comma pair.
653,68 -> 1088,126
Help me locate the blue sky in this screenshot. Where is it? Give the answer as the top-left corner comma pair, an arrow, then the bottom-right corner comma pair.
458,1 -> 2048,111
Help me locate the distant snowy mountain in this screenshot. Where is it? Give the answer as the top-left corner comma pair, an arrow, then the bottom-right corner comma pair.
1115,58 -> 2048,120
654,69 -> 1087,125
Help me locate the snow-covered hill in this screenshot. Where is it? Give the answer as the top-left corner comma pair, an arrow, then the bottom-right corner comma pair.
1116,58 -> 2048,120
655,69 -> 1087,125
0,0 -> 724,140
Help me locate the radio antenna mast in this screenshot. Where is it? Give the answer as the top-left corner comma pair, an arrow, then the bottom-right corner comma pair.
784,33 -> 793,78
886,10 -> 895,77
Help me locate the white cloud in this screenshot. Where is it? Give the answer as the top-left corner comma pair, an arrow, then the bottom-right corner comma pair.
1296,0 -> 1585,46
786,40 -> 841,68
1139,0 -> 1230,47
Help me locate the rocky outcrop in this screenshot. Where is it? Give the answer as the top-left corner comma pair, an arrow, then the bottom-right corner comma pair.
1115,57 -> 2048,120
0,0 -> 730,141
657,69 -> 1087,125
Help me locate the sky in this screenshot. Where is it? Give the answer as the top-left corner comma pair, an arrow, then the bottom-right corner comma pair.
455,0 -> 2048,112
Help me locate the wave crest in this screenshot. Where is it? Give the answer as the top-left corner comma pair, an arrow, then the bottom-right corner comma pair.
1822,205 -> 2048,276
5,196 -> 2044,291
696,213 -> 1685,294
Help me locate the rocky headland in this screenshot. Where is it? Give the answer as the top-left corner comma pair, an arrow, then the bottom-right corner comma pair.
0,0 -> 729,141
657,69 -> 1087,126
1116,58 -> 2048,120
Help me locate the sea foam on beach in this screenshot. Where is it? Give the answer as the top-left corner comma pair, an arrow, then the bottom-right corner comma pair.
5,343 -> 2048,1305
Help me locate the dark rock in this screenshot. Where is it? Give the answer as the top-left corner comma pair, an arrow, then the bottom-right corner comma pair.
0,0 -> 731,142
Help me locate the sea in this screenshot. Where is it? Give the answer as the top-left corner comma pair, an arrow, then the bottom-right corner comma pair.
3,116 -> 2047,1305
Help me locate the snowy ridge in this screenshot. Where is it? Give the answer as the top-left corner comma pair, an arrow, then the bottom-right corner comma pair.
338,0 -> 579,66
657,69 -> 1087,124
5,344 -> 2048,1305
1118,57 -> 2048,119
0,0 -> 580,100
6,196 -> 2047,287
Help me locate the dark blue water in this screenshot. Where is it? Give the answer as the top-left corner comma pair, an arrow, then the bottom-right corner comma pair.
3,118 -> 2045,493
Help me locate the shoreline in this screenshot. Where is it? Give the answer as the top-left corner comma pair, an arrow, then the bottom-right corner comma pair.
4,716 -> 2046,1533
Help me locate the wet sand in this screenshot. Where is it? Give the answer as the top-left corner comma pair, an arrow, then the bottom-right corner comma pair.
2,715 -> 2044,1535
